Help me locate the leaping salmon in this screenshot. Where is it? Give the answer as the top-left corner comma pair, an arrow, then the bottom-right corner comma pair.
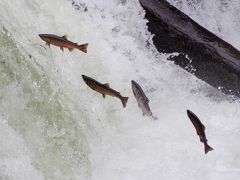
39,34 -> 88,53
187,110 -> 214,154
82,75 -> 129,108
131,80 -> 158,120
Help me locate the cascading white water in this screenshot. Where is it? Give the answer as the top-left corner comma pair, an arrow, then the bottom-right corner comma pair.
0,0 -> 239,179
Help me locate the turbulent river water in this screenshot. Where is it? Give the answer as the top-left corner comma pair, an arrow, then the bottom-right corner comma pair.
0,0 -> 239,179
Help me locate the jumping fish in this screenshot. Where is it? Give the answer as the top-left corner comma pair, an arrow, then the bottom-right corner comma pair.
131,80 -> 157,120
82,75 -> 128,108
187,110 -> 214,154
39,34 -> 88,53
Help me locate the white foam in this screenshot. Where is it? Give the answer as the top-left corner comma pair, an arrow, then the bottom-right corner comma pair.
0,0 -> 239,179
0,114 -> 44,180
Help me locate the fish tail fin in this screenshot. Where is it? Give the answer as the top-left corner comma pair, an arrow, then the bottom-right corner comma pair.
78,43 -> 88,53
204,143 -> 214,154
121,96 -> 129,108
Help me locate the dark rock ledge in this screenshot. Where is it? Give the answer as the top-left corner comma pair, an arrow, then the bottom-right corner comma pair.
140,0 -> 240,97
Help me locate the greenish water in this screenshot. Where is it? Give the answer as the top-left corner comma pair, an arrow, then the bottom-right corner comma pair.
0,27 -> 91,180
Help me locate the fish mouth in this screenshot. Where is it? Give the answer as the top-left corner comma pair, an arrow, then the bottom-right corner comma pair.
131,80 -> 138,86
39,34 -> 45,40
82,75 -> 88,81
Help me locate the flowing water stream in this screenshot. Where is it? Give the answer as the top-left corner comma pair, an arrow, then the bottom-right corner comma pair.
0,0 -> 239,179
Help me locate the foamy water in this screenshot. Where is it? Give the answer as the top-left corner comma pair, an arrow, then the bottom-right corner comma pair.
0,0 -> 239,179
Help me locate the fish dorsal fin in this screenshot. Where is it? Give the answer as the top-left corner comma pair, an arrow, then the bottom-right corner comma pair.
103,83 -> 110,88
62,35 -> 67,40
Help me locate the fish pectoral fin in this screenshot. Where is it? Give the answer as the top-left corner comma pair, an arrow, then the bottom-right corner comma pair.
46,42 -> 50,47
62,35 -> 67,40
60,47 -> 64,51
68,48 -> 74,52
102,94 -> 106,98
103,83 -> 110,88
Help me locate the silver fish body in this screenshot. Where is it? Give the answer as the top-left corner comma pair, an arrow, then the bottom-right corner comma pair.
131,80 -> 157,119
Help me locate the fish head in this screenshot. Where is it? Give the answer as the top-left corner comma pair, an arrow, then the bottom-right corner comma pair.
187,109 -> 195,119
187,109 -> 202,123
131,80 -> 138,88
186,109 -> 192,116
82,75 -> 93,86
131,80 -> 136,84
39,34 -> 49,42
131,80 -> 138,95
82,75 -> 88,81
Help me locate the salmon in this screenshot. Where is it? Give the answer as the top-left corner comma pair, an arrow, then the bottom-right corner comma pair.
131,80 -> 157,120
187,110 -> 214,154
39,34 -> 88,53
82,75 -> 128,108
